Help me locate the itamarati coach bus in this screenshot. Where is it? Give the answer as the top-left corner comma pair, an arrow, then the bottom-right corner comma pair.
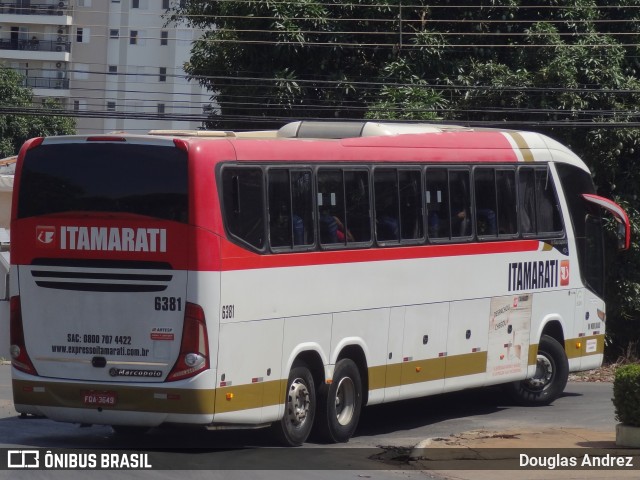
10,121 -> 630,446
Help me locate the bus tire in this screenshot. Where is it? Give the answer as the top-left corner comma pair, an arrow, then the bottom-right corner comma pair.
508,334 -> 569,406
272,364 -> 316,447
314,358 -> 362,443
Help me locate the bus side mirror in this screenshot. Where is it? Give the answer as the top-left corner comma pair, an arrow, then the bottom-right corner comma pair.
582,194 -> 631,251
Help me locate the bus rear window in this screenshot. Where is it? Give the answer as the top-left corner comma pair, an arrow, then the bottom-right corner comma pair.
17,143 -> 188,223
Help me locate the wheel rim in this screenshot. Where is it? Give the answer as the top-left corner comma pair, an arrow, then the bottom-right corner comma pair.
285,378 -> 311,428
335,376 -> 356,426
523,352 -> 554,392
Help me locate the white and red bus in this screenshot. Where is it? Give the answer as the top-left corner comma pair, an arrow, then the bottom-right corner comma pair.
10,121 -> 630,446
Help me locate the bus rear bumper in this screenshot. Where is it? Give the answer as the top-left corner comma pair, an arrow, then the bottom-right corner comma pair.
14,403 -> 214,427
12,372 -> 217,427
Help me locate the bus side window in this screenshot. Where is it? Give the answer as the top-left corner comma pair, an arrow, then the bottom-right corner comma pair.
318,169 -> 346,245
268,169 -> 314,249
535,168 -> 563,234
474,168 -> 498,238
344,169 -> 371,243
375,168 -> 423,244
399,169 -> 424,241
449,169 -> 472,238
222,167 -> 265,250
374,168 -> 400,243
268,169 -> 292,248
519,166 -> 563,237
291,170 -> 314,246
496,169 -> 518,236
519,167 -> 536,235
426,168 -> 451,240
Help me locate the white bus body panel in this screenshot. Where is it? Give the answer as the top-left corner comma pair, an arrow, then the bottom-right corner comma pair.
18,265 -> 187,382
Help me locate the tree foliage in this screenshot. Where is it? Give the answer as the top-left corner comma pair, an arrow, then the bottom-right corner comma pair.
0,68 -> 75,157
173,0 -> 640,358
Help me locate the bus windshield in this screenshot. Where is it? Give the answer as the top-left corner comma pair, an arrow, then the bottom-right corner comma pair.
17,143 -> 188,223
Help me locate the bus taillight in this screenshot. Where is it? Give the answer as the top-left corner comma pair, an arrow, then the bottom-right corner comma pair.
9,296 -> 38,376
166,303 -> 210,382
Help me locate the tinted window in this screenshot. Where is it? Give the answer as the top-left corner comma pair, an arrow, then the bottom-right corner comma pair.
519,166 -> 563,236
374,168 -> 423,243
317,168 -> 371,246
291,170 -> 314,246
426,168 -> 451,239
399,170 -> 424,240
474,168 -> 498,238
318,169 -> 346,245
374,169 -> 400,242
535,168 -> 563,234
268,169 -> 292,248
268,169 -> 313,248
496,169 -> 518,236
222,167 -> 264,249
344,170 -> 371,243
474,167 -> 518,238
18,143 -> 188,222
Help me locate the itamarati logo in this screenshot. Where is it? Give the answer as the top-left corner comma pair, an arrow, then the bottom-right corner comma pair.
35,226 -> 167,252
36,226 -> 56,248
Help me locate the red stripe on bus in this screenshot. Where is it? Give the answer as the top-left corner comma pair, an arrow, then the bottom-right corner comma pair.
219,239 -> 542,271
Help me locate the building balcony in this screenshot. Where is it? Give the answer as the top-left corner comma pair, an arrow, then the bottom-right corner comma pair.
0,2 -> 72,25
24,75 -> 68,90
0,38 -> 69,52
0,39 -> 70,62
0,1 -> 70,16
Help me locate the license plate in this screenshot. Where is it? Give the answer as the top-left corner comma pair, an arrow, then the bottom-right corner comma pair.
82,390 -> 117,407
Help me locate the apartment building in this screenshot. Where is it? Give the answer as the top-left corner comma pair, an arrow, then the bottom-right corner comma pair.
0,0 -> 212,134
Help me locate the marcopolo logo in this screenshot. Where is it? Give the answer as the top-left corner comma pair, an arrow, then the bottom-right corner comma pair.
109,368 -> 163,378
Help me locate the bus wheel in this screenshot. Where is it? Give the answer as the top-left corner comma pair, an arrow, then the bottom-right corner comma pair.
272,364 -> 316,447
315,358 -> 362,443
508,334 -> 568,406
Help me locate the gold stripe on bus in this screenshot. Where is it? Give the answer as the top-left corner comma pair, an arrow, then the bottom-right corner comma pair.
214,379 -> 286,414
528,344 -> 538,366
368,364 -> 387,390
541,243 -> 553,251
12,379 -> 216,414
565,334 -> 604,359
369,358 -> 447,389
402,357 -> 446,384
444,352 -> 488,378
370,353 -> 484,391
508,132 -> 534,162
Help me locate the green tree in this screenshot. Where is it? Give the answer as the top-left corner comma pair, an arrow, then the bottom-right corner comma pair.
171,0 -> 448,128
0,67 -> 75,157
173,1 -> 640,358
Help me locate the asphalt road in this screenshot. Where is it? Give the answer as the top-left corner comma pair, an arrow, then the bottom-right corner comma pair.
0,363 -> 620,479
